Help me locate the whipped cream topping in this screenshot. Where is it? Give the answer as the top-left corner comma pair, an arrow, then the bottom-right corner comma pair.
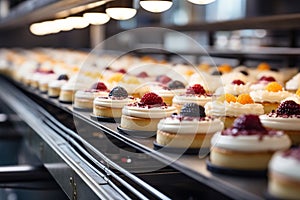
250,90 -> 291,103
211,131 -> 291,152
282,95 -> 300,104
215,83 -> 251,96
269,151 -> 300,180
260,115 -> 300,131
75,90 -> 108,99
122,105 -> 177,119
250,81 -> 269,91
173,95 -> 212,105
158,116 -> 223,134
205,101 -> 264,117
285,73 -> 300,90
94,97 -> 135,108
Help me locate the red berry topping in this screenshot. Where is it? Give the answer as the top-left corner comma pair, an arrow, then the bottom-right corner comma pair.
186,84 -> 206,95
118,69 -> 127,74
90,82 -> 107,91
156,75 -> 172,84
222,115 -> 268,136
259,76 -> 276,82
283,148 -> 300,161
141,92 -> 163,105
137,72 -> 149,78
232,80 -> 245,85
276,100 -> 300,116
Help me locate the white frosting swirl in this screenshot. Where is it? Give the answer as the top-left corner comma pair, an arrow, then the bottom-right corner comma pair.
211,132 -> 291,152
158,117 -> 224,134
215,83 -> 251,96
94,97 -> 135,108
173,95 -> 212,105
48,80 -> 67,88
285,73 -> 300,90
122,105 -> 177,119
260,115 -> 300,131
282,95 -> 300,104
269,151 -> 300,180
205,101 -> 264,117
250,90 -> 291,103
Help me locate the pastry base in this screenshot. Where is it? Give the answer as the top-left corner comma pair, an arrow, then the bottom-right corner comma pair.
93,105 -> 122,118
48,88 -> 60,98
39,84 -> 48,93
262,102 -> 279,114
210,147 -> 274,170
30,81 -> 39,89
268,171 -> 300,200
58,90 -> 74,103
120,114 -> 160,132
156,130 -> 212,149
74,98 -> 93,109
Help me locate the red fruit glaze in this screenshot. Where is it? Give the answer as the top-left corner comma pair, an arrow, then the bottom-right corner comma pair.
137,72 -> 149,78
157,75 -> 172,84
259,76 -> 276,82
118,69 -> 127,74
186,84 -> 206,95
141,92 -> 163,105
283,148 -> 300,162
91,82 -> 107,91
232,80 -> 245,85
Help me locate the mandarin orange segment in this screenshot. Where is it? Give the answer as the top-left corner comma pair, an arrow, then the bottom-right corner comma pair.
218,64 -> 232,73
265,82 -> 283,92
257,62 -> 270,71
237,94 -> 254,104
218,94 -> 236,103
296,88 -> 300,96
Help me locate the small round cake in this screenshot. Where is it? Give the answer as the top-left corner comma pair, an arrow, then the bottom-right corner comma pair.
121,92 -> 177,132
260,100 -> 300,145
205,94 -> 264,128
250,76 -> 276,91
268,148 -> 300,200
215,79 -> 251,96
250,82 -> 291,114
172,84 -> 212,112
74,82 -> 109,110
156,103 -> 224,149
93,86 -> 135,118
210,115 -> 291,170
48,74 -> 69,98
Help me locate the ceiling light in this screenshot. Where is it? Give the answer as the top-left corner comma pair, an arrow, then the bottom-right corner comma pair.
30,21 -> 60,36
83,6 -> 110,25
65,16 -> 89,29
140,0 -> 173,13
187,0 -> 216,5
106,0 -> 137,20
53,19 -> 73,31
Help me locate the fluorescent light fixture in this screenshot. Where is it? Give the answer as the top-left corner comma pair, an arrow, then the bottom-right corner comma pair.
106,0 -> 137,20
140,0 -> 173,13
188,0 -> 215,5
83,6 -> 110,25
30,21 -> 60,36
65,16 -> 89,29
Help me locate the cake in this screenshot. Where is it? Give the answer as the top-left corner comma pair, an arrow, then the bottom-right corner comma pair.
121,92 -> 177,132
167,80 -> 186,95
73,82 -> 109,110
205,94 -> 264,128
268,148 -> 300,199
260,100 -> 300,145
250,82 -> 291,114
156,103 -> 224,149
215,79 -> 251,96
58,76 -> 88,103
93,86 -> 135,118
172,84 -> 212,112
48,74 -> 69,98
210,115 -> 291,170
250,76 -> 276,91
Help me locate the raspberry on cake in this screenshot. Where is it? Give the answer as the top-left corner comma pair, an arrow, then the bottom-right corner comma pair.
156,103 -> 223,149
215,79 -> 251,96
120,92 -> 177,132
268,147 -> 300,199
74,82 -> 109,110
205,94 -> 264,128
93,86 -> 135,118
172,84 -> 212,112
210,115 -> 291,170
260,100 -> 300,145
